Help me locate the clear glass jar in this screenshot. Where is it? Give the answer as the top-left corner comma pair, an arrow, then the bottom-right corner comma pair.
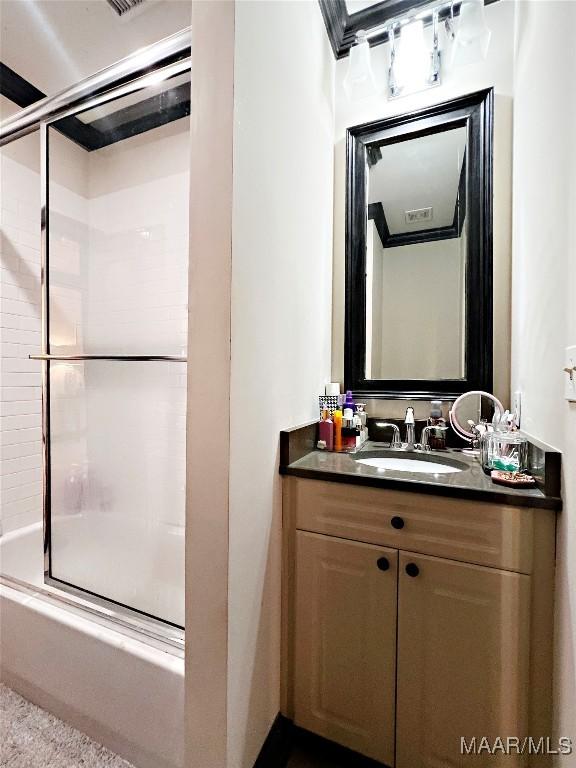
481,432 -> 528,474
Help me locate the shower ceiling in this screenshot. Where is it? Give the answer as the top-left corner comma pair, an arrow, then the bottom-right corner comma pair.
0,0 -> 191,95
0,1 -> 191,150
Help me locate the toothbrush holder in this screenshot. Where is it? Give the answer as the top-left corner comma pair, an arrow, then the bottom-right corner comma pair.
480,432 -> 528,474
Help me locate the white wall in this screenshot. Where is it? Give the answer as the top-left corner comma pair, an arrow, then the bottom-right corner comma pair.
185,3 -> 234,765
0,97 -> 43,537
511,2 -> 576,760
371,236 -> 465,380
332,0 -> 515,415
228,2 -> 335,766
0,103 -> 92,542
86,120 -> 189,356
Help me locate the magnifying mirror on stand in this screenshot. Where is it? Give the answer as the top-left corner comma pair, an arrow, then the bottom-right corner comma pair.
449,390 -> 505,454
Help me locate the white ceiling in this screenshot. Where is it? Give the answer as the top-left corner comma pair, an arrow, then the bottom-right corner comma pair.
0,0 -> 191,96
368,128 -> 467,233
345,1 -> 382,15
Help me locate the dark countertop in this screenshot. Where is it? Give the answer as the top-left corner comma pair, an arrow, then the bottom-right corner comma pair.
281,440 -> 562,511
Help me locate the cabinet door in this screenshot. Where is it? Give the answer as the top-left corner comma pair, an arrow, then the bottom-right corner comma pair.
397,551 -> 531,768
294,531 -> 397,765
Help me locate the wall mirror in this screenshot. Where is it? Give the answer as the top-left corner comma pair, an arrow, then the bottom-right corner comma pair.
345,88 -> 493,399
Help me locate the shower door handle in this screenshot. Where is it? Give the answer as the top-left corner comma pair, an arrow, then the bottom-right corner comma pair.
29,354 -> 187,362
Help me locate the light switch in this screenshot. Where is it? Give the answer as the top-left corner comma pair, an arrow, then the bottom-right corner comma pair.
564,346 -> 576,402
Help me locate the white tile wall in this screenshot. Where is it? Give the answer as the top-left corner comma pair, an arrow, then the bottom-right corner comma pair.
0,122 -> 43,536
85,120 -> 189,357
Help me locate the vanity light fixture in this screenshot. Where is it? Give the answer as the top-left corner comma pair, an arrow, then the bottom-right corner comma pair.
342,0 -> 491,102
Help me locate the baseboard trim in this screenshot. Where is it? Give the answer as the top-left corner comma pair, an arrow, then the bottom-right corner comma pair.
291,726 -> 388,767
253,715 -> 388,768
253,714 -> 293,768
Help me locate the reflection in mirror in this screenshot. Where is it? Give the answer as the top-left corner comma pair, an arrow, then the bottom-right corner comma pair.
365,127 -> 468,381
345,0 -> 383,13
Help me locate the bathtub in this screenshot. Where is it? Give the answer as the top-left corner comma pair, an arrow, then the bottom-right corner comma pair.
0,523 -> 184,768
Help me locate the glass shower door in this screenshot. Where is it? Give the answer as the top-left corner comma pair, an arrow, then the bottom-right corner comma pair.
43,70 -> 190,627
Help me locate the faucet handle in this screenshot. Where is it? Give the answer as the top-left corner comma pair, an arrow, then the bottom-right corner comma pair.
405,407 -> 415,424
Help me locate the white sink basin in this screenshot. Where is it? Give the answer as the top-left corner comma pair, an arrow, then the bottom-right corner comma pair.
356,456 -> 464,474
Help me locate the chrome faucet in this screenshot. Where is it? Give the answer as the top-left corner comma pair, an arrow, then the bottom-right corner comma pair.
404,407 -> 415,450
378,423 -> 401,448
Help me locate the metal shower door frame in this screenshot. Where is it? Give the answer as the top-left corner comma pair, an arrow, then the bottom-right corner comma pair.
27,41 -> 192,644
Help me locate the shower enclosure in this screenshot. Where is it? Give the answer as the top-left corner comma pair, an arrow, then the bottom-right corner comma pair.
1,31 -> 190,644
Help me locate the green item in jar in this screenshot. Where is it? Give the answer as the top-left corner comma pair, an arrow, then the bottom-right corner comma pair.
492,456 -> 519,472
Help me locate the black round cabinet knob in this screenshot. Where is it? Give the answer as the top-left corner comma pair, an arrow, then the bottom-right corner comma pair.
376,557 -> 390,571
391,516 -> 405,530
405,562 -> 420,578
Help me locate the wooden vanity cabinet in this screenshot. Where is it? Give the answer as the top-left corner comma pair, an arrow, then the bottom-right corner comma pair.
293,531 -> 397,765
282,478 -> 556,768
396,551 -> 530,768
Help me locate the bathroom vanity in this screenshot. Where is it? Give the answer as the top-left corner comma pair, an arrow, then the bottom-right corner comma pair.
278,77 -> 562,768
280,430 -> 561,767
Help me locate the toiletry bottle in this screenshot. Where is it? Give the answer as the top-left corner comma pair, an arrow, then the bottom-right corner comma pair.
343,390 -> 356,413
428,400 -> 447,450
333,397 -> 343,451
342,407 -> 357,451
355,403 -> 368,445
318,404 -> 334,451
353,411 -> 362,447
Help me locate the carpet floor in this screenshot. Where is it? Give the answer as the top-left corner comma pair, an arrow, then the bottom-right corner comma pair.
0,684 -> 134,768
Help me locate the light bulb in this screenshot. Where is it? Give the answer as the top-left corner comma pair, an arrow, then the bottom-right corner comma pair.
395,20 -> 429,94
343,30 -> 378,102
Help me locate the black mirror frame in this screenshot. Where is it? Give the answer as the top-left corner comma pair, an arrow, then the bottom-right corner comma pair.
344,88 -> 494,400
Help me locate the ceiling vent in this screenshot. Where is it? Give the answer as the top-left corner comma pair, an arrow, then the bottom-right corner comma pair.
106,0 -> 146,16
405,207 -> 433,225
